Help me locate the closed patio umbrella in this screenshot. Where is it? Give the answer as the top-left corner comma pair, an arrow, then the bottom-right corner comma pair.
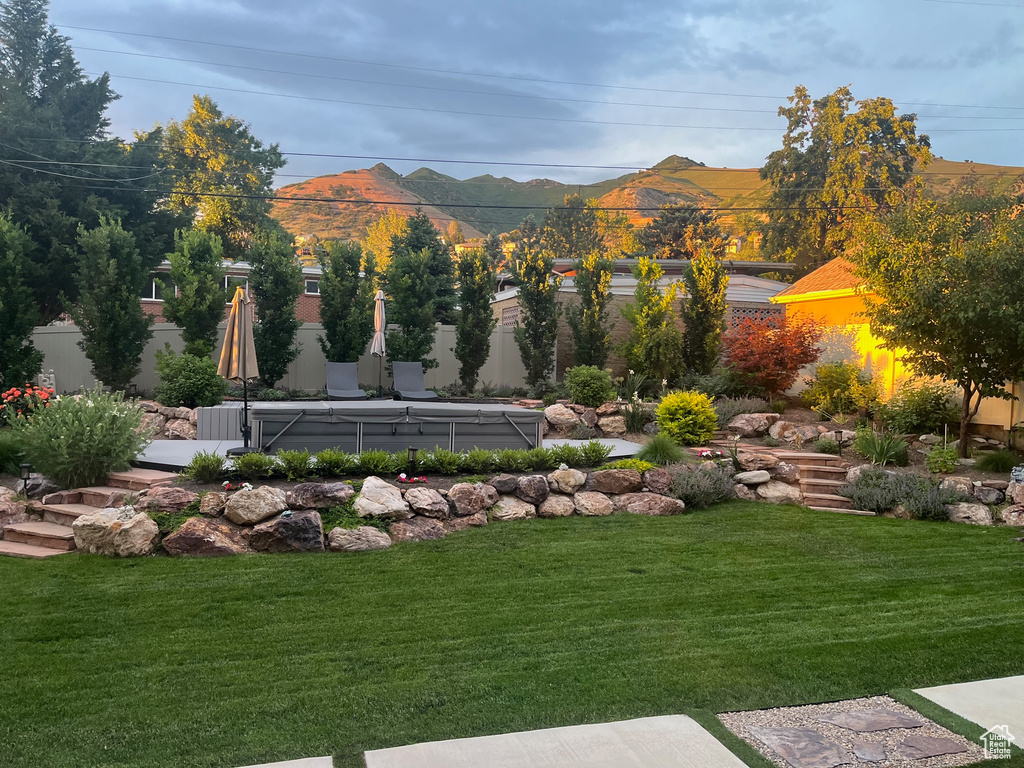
370,289 -> 386,397
218,286 -> 260,451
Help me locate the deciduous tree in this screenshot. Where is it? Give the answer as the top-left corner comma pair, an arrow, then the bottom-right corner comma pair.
619,257 -> 682,384
386,209 -> 457,324
543,193 -> 601,262
454,234 -> 499,391
384,247 -> 443,370
680,249 -> 729,375
565,250 -> 613,368
511,216 -> 561,388
318,240 -> 376,363
722,314 -> 822,401
637,205 -> 728,261
162,229 -> 226,357
248,231 -> 302,388
0,214 -> 42,389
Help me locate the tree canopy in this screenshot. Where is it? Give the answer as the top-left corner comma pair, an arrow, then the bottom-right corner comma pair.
637,205 -> 727,261
161,229 -> 226,357
318,240 -> 376,363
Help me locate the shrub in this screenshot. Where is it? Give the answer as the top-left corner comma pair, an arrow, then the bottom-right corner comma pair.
154,347 -> 227,408
815,437 -> 841,455
676,367 -> 756,399
975,449 -> 1021,474
877,380 -> 959,435
275,449 -> 312,482
620,395 -> 651,433
635,434 -> 686,466
0,429 -> 25,475
358,450 -> 402,476
564,365 -> 615,408
13,385 -> 153,488
231,451 -> 277,482
838,469 -> 966,520
713,396 -> 771,425
526,447 -> 557,471
321,498 -> 389,534
548,443 -> 583,467
763,435 -> 782,447
579,440 -> 612,467
569,422 -> 596,440
254,387 -> 289,402
462,447 -> 496,475
666,463 -> 735,509
656,390 -> 718,446
151,499 -> 202,535
802,361 -> 880,415
181,450 -> 226,484
721,314 -> 823,400
313,448 -> 357,477
601,458 -> 657,472
1,384 -> 53,425
853,429 -> 909,466
541,391 -> 559,407
494,448 -> 532,473
925,446 -> 959,474
418,448 -> 464,475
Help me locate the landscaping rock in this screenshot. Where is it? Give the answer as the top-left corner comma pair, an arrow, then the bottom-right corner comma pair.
642,422 -> 659,435
726,413 -> 779,437
139,400 -> 160,413
164,418 -> 197,440
199,491 -> 228,516
353,476 -> 411,520
733,470 -> 771,485
756,480 -> 803,504
612,492 -> 686,516
537,494 -> 576,518
973,485 -> 1004,505
736,451 -> 780,472
768,420 -> 796,440
403,487 -> 450,518
249,510 -> 325,553
946,502 -> 993,526
770,462 -> 800,484
939,476 -> 974,497
488,474 -> 518,494
389,516 -> 446,543
141,412 -> 167,435
573,491 -> 613,516
327,525 -> 392,552
489,495 -> 536,521
448,482 -> 499,516
734,483 -> 757,501
174,406 -> 193,421
162,517 -> 252,556
0,500 -> 30,537
1007,481 -> 1024,505
895,734 -> 968,760
591,469 -> 643,494
642,468 -> 672,495
817,708 -> 924,731
547,467 -> 586,494
983,479 -> 1009,490
596,401 -> 620,417
515,475 -> 550,505
846,465 -> 868,484
72,507 -> 159,557
224,486 -> 289,525
999,505 -> 1024,526
579,408 -> 598,428
597,415 -> 627,435
746,727 -> 848,768
287,482 -> 354,510
919,434 -> 942,445
443,511 -> 488,532
136,486 -> 199,515
24,474 -> 59,499
544,403 -> 579,432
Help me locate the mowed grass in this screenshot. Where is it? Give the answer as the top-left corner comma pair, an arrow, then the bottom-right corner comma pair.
1,503 -> 1023,768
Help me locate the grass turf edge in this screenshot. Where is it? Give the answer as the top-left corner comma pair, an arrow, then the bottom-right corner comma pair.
688,708 -> 777,768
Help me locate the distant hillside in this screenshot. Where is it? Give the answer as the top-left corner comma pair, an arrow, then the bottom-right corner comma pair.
270,155 -> 1024,243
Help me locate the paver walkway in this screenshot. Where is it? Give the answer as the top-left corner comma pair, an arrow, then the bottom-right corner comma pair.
915,674 -> 1024,739
363,715 -> 747,768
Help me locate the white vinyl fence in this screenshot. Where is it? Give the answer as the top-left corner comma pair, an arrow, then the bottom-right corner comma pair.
31,323 -> 529,394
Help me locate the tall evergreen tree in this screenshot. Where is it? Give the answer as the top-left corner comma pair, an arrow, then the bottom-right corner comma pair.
384,247 -> 444,370
387,209 -> 457,323
0,214 -> 42,389
680,249 -> 729,375
454,234 -> 499,391
248,232 -> 302,388
619,257 -> 682,384
565,250 -> 613,368
543,193 -> 601,262
318,240 -> 376,363
637,205 -> 727,261
69,218 -> 154,391
511,217 -> 562,388
161,229 -> 226,357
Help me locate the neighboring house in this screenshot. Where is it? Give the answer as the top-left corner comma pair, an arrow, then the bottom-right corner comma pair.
771,257 -> 1023,439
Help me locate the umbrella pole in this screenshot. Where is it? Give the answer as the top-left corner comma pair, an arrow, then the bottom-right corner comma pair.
378,356 -> 383,399
242,379 -> 251,449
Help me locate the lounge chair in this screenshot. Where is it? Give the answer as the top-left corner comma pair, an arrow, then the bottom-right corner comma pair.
326,362 -> 367,400
391,361 -> 439,401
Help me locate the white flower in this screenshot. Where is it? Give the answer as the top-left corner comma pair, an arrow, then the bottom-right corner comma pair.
628,369 -> 635,375
241,482 -> 253,491
661,379 -> 668,388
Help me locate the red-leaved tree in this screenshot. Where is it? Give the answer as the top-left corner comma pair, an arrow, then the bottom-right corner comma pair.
722,313 -> 823,400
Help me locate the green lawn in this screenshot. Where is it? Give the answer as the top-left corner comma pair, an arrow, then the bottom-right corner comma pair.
1,503 -> 1023,768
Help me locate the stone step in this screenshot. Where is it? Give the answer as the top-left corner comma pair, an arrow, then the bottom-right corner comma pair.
37,503 -> 97,527
770,451 -> 844,467
801,466 -> 849,480
4,521 -> 76,551
802,492 -> 853,509
107,468 -> 177,491
799,478 -> 848,494
807,506 -> 876,516
0,539 -> 72,559
77,486 -> 131,509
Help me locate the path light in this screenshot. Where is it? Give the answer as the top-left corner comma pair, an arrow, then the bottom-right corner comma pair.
19,463 -> 31,496
834,429 -> 843,457
407,446 -> 419,471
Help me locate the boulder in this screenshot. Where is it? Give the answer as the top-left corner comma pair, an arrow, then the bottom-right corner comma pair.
734,483 -> 757,501
164,418 -> 197,440
24,474 -> 60,499
642,422 -> 659,435
946,502 -> 993,526
249,510 -> 325,552
140,412 -> 167,435
846,465 -> 869,484
591,469 -> 643,494
157,406 -> 177,420
515,475 -> 550,505
188,409 -> 198,425
327,525 -> 392,552
919,434 -> 942,445
547,468 -> 586,494
736,451 -> 780,472
1007,481 -> 1024,505
770,462 -> 800,484
597,415 -> 627,435
939,476 -> 974,497
973,485 -> 1004,505
389,516 -> 446,543
612,492 -> 686,516
1000,505 -> 1024,526
756,481 -> 803,504
489,495 -> 536,521
139,400 -> 160,413
726,413 -> 778,437
136,486 -> 199,515
443,511 -> 488,532
642,468 -> 672,495
448,482 -> 499,516
733,470 -> 771,485
538,494 -> 576,518
488,474 -> 519,494
403,487 -> 450,518
983,479 -> 1009,490
162,517 -> 252,556
567,403 -> 588,415
0,500 -> 30,537
579,408 -> 598,428
544,403 -> 580,432
353,476 -> 411,520
0,487 -> 15,502
574,491 -> 613,516
287,482 -> 354,510
174,406 -> 193,421
224,486 -> 289,525
596,402 -> 620,417
768,420 -> 796,441
72,507 -> 159,556
199,491 -> 228,516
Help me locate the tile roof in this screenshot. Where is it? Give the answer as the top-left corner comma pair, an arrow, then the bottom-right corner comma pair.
774,257 -> 860,299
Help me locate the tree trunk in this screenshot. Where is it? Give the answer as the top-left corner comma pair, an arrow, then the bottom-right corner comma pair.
958,383 -> 981,458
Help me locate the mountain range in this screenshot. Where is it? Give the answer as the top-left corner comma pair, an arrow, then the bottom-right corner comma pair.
271,155 -> 1024,243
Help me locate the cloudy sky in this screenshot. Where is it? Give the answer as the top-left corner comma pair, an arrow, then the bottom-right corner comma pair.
48,0 -> 1024,186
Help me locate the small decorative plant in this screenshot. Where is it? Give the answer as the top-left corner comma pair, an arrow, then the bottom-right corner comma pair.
182,450 -> 226,484
230,451 -> 277,483
656,390 -> 718,446
396,473 -> 427,484
564,365 -> 615,408
635,434 -> 685,466
1,384 -> 53,424
275,449 -> 312,482
924,446 -> 958,474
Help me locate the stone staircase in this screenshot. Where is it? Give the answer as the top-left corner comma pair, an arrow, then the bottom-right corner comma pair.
0,468 -> 178,559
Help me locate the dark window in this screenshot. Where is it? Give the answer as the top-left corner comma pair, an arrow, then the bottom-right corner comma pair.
304,279 -> 320,295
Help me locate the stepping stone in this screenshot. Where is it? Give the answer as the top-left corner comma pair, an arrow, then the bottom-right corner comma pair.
365,715 -> 747,768
850,738 -> 886,762
895,733 -> 969,760
746,726 -> 849,768
235,758 -> 333,768
915,675 -> 1024,739
816,708 -> 924,732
